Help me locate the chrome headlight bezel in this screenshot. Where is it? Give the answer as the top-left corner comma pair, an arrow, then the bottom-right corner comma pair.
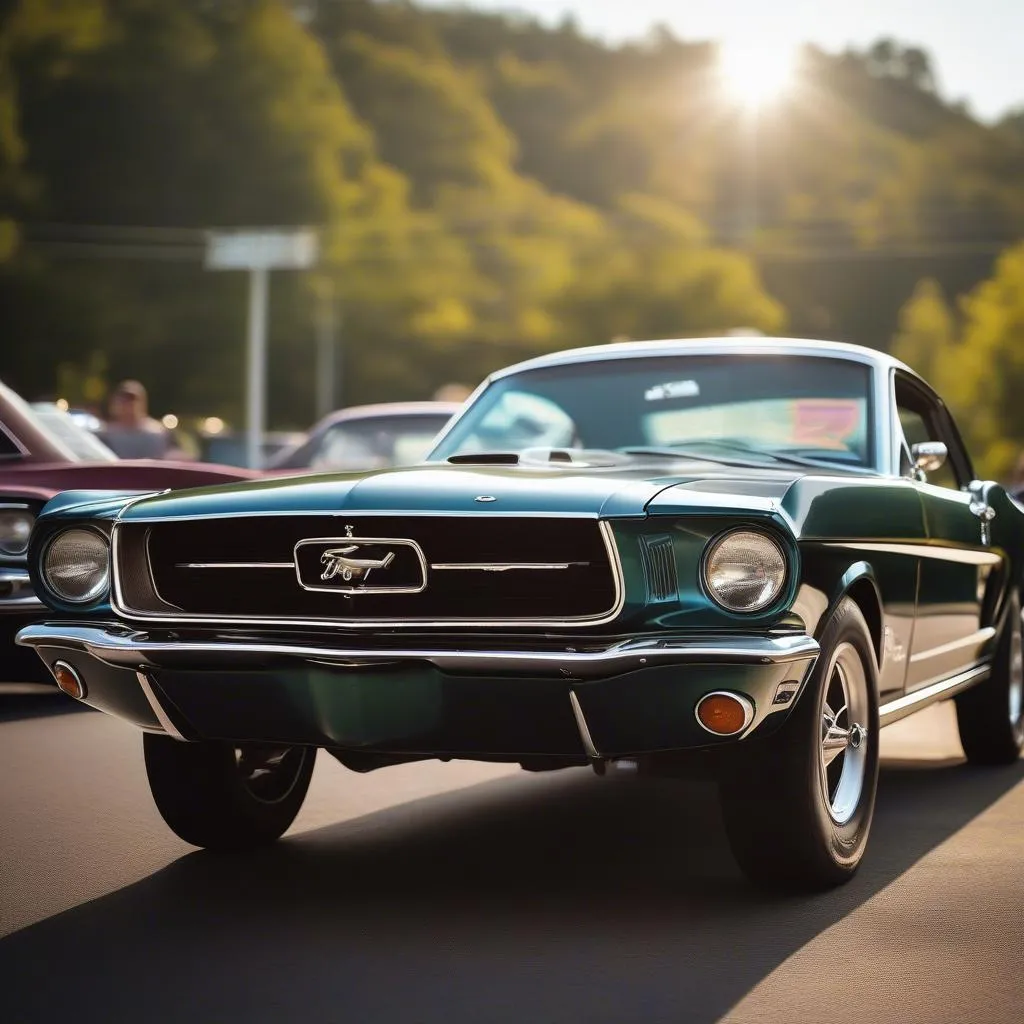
0,508 -> 35,558
701,527 -> 789,614
41,526 -> 111,606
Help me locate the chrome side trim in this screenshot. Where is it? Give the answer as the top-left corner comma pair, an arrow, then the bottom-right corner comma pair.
110,519 -> 626,629
176,562 -> 293,570
822,540 -> 1002,566
136,671 -> 187,741
909,627 -> 996,664
16,623 -> 821,679
878,662 -> 990,728
430,562 -> 584,572
569,690 -> 600,758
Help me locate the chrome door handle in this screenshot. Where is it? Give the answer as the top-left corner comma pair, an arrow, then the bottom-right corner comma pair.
968,479 -> 997,522
969,500 -> 996,522
967,479 -> 997,545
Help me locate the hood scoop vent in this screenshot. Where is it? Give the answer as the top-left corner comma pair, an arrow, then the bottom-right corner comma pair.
447,448 -> 627,468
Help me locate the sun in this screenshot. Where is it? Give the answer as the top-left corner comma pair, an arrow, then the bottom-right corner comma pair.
718,41 -> 797,110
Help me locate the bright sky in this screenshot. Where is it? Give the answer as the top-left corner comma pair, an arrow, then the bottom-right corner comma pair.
424,0 -> 1024,121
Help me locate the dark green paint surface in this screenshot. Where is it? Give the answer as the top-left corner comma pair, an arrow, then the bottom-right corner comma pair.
27,445 -> 1024,760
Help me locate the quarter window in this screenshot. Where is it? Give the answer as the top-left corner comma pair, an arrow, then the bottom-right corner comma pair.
894,374 -> 969,489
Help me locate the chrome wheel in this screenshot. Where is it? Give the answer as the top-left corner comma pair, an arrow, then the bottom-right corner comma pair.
234,746 -> 309,805
1009,611 -> 1024,744
819,641 -> 870,825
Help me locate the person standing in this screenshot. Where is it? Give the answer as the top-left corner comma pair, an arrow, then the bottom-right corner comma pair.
99,380 -> 171,459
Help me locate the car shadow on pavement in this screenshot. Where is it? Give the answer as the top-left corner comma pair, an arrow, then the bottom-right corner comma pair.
0,756 -> 1021,1024
0,689 -> 90,722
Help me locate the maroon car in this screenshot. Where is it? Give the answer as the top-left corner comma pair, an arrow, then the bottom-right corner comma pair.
1,380 -> 258,683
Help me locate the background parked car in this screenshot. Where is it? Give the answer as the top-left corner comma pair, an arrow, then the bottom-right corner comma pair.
264,401 -> 462,472
197,429 -> 307,468
1,379 -> 259,685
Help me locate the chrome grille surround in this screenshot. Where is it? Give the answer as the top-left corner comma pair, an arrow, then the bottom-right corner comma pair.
109,513 -> 625,628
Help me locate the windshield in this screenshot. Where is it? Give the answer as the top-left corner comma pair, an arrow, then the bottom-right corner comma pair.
27,403 -> 118,462
430,354 -> 874,469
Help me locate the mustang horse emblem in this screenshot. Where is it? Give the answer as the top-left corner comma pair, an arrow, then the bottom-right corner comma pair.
319,545 -> 396,583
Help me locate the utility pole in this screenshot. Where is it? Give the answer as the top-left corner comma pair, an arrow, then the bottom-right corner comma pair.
315,279 -> 338,419
246,266 -> 270,472
205,229 -> 318,468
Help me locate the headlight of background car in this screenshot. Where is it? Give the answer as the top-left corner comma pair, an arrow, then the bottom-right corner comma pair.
43,528 -> 110,604
0,509 -> 35,557
703,529 -> 788,613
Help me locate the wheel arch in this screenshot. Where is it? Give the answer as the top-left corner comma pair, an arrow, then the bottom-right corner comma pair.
827,562 -> 884,670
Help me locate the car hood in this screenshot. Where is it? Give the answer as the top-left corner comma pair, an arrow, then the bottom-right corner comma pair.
114,459 -> 808,522
0,459 -> 258,500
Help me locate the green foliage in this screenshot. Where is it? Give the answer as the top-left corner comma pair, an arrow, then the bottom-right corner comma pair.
895,247 -> 1024,480
891,279 -> 956,388
0,0 -> 1022,440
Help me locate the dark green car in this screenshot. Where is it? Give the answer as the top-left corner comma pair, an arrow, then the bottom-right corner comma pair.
17,339 -> 1024,889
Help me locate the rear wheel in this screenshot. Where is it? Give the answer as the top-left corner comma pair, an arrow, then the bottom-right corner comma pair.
956,590 -> 1024,765
143,734 -> 315,850
719,598 -> 880,890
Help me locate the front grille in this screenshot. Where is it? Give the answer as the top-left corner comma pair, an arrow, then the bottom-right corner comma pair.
113,515 -> 621,625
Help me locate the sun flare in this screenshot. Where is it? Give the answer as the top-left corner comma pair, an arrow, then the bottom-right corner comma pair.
718,41 -> 797,110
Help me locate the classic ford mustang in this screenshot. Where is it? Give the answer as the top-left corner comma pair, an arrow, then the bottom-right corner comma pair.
16,339 -> 1024,889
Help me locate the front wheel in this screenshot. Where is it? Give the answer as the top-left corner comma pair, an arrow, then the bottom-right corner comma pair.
719,598 -> 880,890
143,734 -> 315,850
956,590 -> 1024,765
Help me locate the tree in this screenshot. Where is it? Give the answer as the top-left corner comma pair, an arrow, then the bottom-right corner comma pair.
891,279 -> 956,388
908,244 -> 1024,480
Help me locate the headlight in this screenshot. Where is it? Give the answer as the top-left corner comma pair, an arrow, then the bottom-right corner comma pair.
703,529 -> 787,613
0,510 -> 34,556
43,528 -> 110,604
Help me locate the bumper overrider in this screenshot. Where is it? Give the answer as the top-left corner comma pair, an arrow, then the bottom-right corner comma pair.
17,622 -> 819,761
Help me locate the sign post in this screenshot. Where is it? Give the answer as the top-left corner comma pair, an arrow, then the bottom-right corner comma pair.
206,229 -> 318,468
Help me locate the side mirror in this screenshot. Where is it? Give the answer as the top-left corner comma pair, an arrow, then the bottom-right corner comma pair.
911,441 -> 947,475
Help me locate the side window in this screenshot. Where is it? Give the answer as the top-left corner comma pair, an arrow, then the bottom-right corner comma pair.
894,375 -> 966,490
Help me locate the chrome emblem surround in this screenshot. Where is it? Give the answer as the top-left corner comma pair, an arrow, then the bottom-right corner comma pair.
294,535 -> 427,595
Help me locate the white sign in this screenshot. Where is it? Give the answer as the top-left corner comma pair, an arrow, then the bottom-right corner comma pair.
205,229 -> 318,270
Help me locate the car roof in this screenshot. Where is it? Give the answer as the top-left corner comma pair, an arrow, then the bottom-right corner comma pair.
313,401 -> 463,429
489,336 -> 924,384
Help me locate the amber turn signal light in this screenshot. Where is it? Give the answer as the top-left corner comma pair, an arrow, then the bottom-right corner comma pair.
52,661 -> 86,700
695,691 -> 752,736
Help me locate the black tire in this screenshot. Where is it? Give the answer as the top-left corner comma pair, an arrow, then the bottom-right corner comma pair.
719,598 -> 880,890
143,734 -> 315,850
955,590 -> 1024,765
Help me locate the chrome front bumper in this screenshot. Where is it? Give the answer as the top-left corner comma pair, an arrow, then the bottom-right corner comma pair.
16,622 -> 819,678
17,622 -> 820,757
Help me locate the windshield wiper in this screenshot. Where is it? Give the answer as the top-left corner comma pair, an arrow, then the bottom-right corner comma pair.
618,445 -> 773,469
621,440 -> 871,473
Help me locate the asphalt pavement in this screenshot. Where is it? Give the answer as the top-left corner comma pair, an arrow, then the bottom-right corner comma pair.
0,692 -> 1021,1023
